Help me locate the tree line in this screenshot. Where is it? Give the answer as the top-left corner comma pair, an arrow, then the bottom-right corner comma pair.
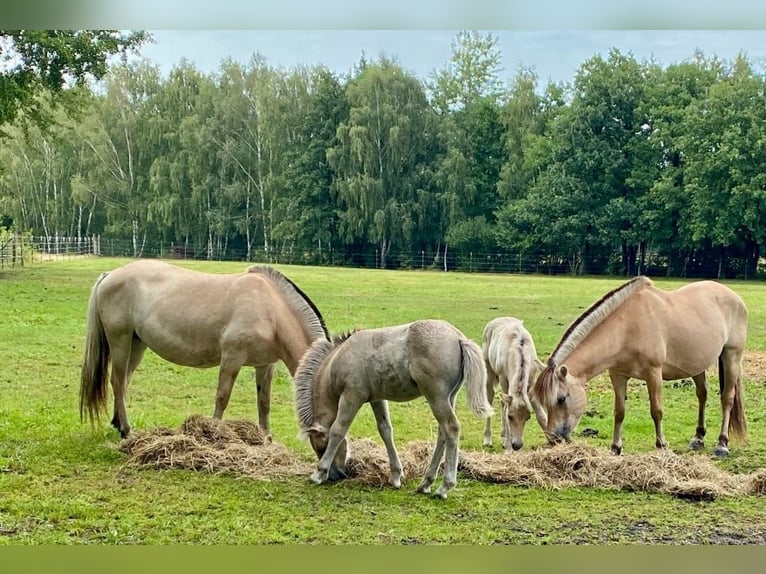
1,31 -> 765,278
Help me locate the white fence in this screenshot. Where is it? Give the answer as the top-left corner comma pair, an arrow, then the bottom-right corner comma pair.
0,234 -> 101,269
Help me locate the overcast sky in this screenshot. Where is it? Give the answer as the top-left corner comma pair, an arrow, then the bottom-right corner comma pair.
133,30 -> 766,86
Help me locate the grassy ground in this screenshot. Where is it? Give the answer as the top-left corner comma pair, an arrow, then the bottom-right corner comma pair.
2,257 -> 766,544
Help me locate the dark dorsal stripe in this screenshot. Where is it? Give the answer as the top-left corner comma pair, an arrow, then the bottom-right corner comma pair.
248,266 -> 330,340
548,275 -> 652,367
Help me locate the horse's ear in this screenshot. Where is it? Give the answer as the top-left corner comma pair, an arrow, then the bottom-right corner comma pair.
500,392 -> 512,406
557,365 -> 568,379
535,358 -> 546,372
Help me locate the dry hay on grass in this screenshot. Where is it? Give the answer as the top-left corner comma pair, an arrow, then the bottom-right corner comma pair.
119,416 -> 761,500
119,414 -> 313,480
456,442 -> 749,501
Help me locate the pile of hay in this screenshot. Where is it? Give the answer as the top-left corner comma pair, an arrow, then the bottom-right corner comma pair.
455,442 -> 747,501
119,415 -> 760,500
119,414 -> 312,480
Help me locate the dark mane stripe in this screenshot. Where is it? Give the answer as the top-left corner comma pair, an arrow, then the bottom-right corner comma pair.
248,266 -> 330,340
548,275 -> 652,366
294,337 -> 338,434
530,364 -> 556,406
514,335 -> 527,395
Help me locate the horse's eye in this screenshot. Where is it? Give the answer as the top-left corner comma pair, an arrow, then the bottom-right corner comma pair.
557,394 -> 567,405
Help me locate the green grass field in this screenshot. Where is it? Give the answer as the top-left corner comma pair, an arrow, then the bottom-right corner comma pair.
2,257 -> 766,544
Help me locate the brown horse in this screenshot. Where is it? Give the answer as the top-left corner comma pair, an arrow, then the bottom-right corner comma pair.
530,276 -> 748,457
80,259 -> 329,438
294,319 -> 493,499
481,317 -> 546,451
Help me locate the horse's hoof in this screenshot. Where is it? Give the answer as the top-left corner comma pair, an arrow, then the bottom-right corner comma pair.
433,486 -> 450,499
482,440 -> 492,448
656,441 -> 668,450
714,445 -> 730,458
610,445 -> 622,456
389,477 -> 402,489
309,471 -> 326,485
416,483 -> 432,495
688,438 -> 705,451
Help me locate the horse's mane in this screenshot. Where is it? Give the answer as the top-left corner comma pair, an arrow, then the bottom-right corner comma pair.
531,276 -> 652,407
294,338 -> 336,435
549,275 -> 652,366
294,329 -> 358,436
513,329 -> 533,403
530,364 -> 557,407
248,266 -> 329,341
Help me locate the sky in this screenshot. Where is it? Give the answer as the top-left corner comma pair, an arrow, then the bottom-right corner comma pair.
133,30 -> 766,87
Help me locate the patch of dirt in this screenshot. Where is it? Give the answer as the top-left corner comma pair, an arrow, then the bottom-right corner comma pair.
743,350 -> 766,383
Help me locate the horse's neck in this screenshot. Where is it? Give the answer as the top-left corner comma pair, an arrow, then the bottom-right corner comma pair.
563,323 -> 622,383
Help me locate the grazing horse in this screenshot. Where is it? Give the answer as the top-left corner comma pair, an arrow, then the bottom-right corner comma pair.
79,259 -> 329,438
530,276 -> 748,458
294,319 -> 494,499
481,317 -> 546,451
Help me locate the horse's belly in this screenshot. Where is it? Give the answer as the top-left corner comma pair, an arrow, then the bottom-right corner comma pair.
368,376 -> 421,402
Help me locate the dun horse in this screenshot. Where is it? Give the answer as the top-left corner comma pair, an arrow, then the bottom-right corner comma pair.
530,276 -> 748,457
80,259 -> 329,438
294,319 -> 494,499
481,317 -> 546,451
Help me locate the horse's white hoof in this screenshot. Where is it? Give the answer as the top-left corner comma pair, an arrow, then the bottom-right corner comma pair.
416,483 -> 432,495
309,470 -> 326,484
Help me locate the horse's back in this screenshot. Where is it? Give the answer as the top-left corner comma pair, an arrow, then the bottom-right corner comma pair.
622,281 -> 748,377
330,320 -> 468,401
483,317 -> 535,377
94,260 -> 284,367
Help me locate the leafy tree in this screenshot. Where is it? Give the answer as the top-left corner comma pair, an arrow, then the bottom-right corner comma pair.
0,30 -> 148,130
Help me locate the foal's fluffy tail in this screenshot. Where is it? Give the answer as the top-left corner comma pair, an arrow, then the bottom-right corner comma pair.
80,272 -> 110,425
460,339 -> 494,418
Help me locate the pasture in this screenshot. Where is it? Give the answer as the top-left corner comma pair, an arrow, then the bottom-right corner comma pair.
2,257 -> 766,544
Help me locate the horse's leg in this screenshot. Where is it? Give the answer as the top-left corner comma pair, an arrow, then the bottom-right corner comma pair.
255,364 -> 275,436
109,335 -> 145,438
419,392 -> 461,500
482,365 -> 497,448
498,375 -> 510,450
369,400 -> 403,488
310,393 -> 362,485
689,372 -> 707,451
646,370 -> 667,449
715,347 -> 744,458
213,354 -> 243,419
417,425 -> 446,495
609,372 -> 628,455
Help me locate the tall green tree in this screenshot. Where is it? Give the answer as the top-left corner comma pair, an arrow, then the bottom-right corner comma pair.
0,30 -> 147,130
328,56 -> 436,267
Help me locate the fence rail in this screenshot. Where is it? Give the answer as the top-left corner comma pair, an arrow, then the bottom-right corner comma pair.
2,233 -> 764,280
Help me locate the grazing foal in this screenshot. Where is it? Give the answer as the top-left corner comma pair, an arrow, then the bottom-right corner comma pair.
294,319 -> 494,499
482,317 -> 545,451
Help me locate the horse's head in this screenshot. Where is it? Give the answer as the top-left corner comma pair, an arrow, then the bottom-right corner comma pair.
500,391 -> 531,451
530,364 -> 587,444
306,421 -> 349,481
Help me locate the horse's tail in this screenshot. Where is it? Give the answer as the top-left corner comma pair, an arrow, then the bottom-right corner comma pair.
720,353 -> 747,440
459,339 -> 494,418
80,272 -> 110,425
